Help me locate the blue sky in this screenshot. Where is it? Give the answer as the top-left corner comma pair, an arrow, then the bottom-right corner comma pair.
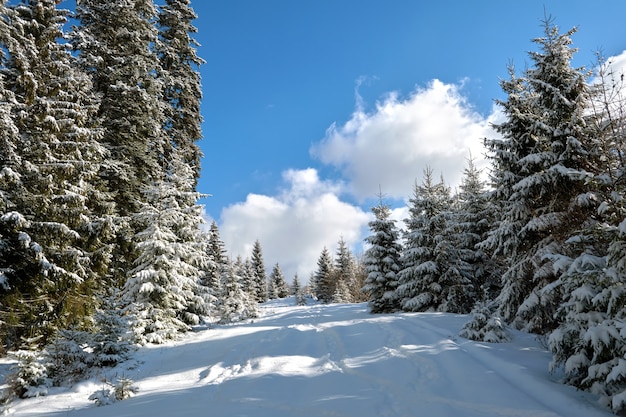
191,1 -> 626,280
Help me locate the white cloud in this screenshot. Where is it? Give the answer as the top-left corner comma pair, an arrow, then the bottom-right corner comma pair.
219,168 -> 370,283
311,79 -> 499,200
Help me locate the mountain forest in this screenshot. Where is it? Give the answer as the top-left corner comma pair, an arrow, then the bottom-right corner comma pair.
0,0 -> 624,414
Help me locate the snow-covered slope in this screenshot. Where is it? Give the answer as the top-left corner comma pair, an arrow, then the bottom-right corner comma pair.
2,299 -> 613,416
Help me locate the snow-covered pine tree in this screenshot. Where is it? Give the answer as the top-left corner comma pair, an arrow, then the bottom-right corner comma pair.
333,237 -> 355,303
332,278 -> 352,304
235,255 -> 263,308
396,168 -> 465,312
292,274 -> 306,306
120,161 -> 209,344
435,190 -> 475,314
313,247 -> 335,303
362,196 -> 402,313
44,327 -> 93,385
0,0 -> 112,348
268,263 -> 289,299
479,64 -> 534,318
241,258 -> 258,300
167,157 -> 213,323
205,221 -> 227,293
483,19 -> 594,333
459,301 -> 510,343
0,13 -> 37,349
548,57 -> 626,414
6,349 -> 50,399
71,0 -> 167,285
251,240 -> 268,303
156,0 -> 204,184
90,292 -> 134,368
219,259 -> 258,324
456,154 -> 501,300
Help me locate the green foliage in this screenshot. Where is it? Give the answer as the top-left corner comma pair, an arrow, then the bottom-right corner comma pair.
459,302 -> 510,343
5,350 -> 50,400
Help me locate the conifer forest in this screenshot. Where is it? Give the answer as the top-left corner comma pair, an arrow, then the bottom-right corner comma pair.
0,0 -> 624,413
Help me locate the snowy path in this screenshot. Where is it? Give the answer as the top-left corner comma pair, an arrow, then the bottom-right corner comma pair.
3,300 -> 613,417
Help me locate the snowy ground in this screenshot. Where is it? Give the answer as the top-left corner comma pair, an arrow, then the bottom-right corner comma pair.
0,299 -> 614,417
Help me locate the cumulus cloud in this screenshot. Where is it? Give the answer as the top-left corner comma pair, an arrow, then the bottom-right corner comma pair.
220,168 -> 371,283
311,79 -> 499,200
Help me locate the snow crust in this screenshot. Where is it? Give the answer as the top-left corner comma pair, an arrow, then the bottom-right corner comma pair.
0,299 -> 614,417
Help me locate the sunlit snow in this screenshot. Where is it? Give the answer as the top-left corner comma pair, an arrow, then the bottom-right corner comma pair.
0,299 -> 614,417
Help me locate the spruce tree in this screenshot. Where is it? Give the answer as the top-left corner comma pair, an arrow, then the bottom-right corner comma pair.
250,240 -> 268,303
483,19 -> 593,333
219,260 -> 258,324
156,0 -> 204,184
120,164 -> 208,343
333,237 -> 355,303
273,263 -> 290,298
396,169 -> 461,312
243,258 -> 258,299
90,293 -> 134,367
205,221 -> 226,294
0,0 -> 111,348
332,277 -> 353,304
292,274 -> 306,306
313,247 -> 334,303
548,56 -> 626,413
362,197 -> 402,313
72,0 -> 167,285
455,156 -> 501,301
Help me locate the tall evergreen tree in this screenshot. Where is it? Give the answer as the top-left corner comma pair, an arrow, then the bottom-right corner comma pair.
456,155 -> 501,300
333,237 -> 355,303
362,197 -> 402,313
205,221 -> 226,293
156,0 -> 204,184
548,56 -> 626,413
483,20 -> 593,332
120,165 -> 208,344
313,247 -> 334,303
71,0 -> 167,285
0,0 -> 112,349
250,240 -> 267,303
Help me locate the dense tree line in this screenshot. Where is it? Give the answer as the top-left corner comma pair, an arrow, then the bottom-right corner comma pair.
362,19 -> 626,413
0,0 -> 222,354
309,237 -> 368,304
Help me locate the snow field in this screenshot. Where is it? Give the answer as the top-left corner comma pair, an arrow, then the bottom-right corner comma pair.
2,299 -> 614,417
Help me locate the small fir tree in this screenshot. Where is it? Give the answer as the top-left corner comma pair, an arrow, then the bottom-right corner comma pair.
292,274 -> 306,306
269,263 -> 289,299
219,260 -> 258,324
313,247 -> 335,303
362,196 -> 402,313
